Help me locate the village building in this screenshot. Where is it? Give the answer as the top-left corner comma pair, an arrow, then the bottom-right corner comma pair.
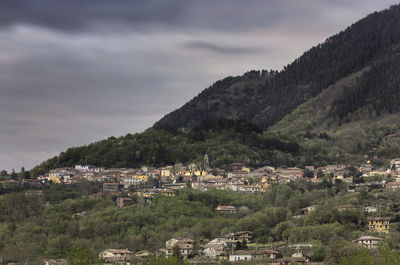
300,206 -> 316,215
217,206 -> 236,214
368,217 -> 391,233
22,178 -> 42,187
159,189 -> 175,197
99,249 -> 133,264
227,249 -> 280,262
24,190 -> 43,197
386,181 -> 400,190
223,231 -> 252,243
228,250 -> 252,262
135,250 -> 151,257
123,177 -> 142,189
161,238 -> 199,257
43,259 -> 67,265
116,197 -> 135,208
103,183 -> 120,192
354,235 -> 383,249
363,205 -> 379,213
390,158 -> 400,170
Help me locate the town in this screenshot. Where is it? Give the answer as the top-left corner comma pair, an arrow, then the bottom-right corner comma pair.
1,157 -> 400,265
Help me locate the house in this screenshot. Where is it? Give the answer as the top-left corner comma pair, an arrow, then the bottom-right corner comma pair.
43,259 -> 67,265
99,249 -> 133,264
23,178 -> 42,187
0,179 -> 21,188
203,238 -> 235,258
300,206 -> 316,215
364,206 -> 378,213
103,183 -> 120,192
228,250 -> 252,262
24,190 -> 43,197
48,168 -> 73,183
72,211 -> 89,219
116,197 -> 135,208
159,189 -> 175,197
223,231 -> 252,243
123,177 -> 142,189
368,217 -> 390,233
161,167 -> 172,178
230,163 -> 246,171
261,175 -> 280,184
386,181 -> 400,190
338,205 -> 356,212
354,235 -> 383,249
203,247 -> 227,260
276,167 -> 303,179
217,206 -> 236,214
251,249 -> 280,260
135,250 -> 151,257
390,158 -> 400,170
162,238 -> 198,257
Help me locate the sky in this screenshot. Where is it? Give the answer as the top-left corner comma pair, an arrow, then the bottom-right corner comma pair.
0,0 -> 399,172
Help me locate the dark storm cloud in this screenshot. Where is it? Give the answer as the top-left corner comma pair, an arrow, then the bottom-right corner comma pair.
0,0 -> 397,33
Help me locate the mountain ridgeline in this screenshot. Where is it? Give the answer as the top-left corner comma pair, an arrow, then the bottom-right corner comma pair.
32,5 -> 400,175
155,5 -> 400,130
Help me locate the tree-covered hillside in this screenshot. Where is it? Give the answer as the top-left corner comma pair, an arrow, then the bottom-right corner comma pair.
1,181 -> 400,264
269,45 -> 400,166
31,119 -> 300,177
154,4 -> 400,131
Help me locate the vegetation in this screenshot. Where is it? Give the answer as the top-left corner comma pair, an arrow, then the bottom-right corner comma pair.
30,119 -> 300,177
1,181 -> 400,264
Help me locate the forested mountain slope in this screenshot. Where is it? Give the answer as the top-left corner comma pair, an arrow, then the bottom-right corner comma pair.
154,4 -> 400,131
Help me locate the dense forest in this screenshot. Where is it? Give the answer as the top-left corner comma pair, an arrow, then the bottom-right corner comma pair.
154,4 -> 400,131
1,180 -> 400,264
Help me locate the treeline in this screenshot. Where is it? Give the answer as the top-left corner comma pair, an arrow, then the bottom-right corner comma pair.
30,118 -> 300,177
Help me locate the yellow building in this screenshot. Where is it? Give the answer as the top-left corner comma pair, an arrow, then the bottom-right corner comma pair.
134,175 -> 148,182
368,217 -> 390,233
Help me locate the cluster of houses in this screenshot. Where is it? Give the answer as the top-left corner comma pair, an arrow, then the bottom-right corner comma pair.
40,217 -> 392,265
2,159 -> 400,211
93,232 -> 325,265
4,158 -> 400,190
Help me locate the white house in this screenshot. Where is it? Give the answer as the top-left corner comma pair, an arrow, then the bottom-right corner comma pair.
204,238 -> 234,258
354,236 -> 383,249
228,250 -> 252,262
217,206 -> 236,214
363,205 -> 378,213
99,249 -> 132,259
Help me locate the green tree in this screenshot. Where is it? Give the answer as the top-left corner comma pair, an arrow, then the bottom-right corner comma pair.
66,247 -> 102,265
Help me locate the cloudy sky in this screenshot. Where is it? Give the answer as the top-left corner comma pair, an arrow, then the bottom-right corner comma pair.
0,0 -> 398,171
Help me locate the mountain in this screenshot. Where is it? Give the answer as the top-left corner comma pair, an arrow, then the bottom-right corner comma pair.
154,5 -> 400,131
31,4 -> 400,176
